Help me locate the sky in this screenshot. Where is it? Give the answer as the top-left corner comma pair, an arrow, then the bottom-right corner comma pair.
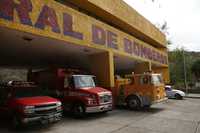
123,0 -> 200,52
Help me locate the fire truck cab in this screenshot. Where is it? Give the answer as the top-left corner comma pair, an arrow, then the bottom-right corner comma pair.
29,68 -> 113,117
115,73 -> 167,110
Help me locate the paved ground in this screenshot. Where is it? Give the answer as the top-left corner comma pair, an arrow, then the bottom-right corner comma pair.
1,98 -> 200,133
186,93 -> 200,99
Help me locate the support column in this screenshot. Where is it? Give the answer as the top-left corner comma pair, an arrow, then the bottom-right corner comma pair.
134,61 -> 152,74
89,51 -> 115,88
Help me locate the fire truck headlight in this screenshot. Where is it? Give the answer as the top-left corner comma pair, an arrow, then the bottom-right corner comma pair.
87,98 -> 97,105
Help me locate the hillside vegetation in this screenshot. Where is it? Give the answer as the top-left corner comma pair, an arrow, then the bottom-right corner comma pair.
169,49 -> 200,89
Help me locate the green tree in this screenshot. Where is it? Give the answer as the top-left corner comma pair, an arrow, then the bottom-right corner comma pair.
169,48 -> 198,89
169,48 -> 185,85
191,60 -> 200,80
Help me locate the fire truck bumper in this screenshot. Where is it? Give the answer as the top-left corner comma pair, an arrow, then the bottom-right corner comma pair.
86,103 -> 112,113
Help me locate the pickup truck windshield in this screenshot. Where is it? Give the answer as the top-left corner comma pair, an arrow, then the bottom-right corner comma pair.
14,87 -> 46,98
151,75 -> 163,86
73,75 -> 96,88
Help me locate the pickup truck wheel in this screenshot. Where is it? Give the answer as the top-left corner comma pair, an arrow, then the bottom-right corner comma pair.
73,103 -> 85,118
175,94 -> 183,100
12,115 -> 21,130
127,96 -> 141,110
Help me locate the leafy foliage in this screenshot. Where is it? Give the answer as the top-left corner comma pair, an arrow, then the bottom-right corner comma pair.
191,60 -> 200,79
169,49 -> 200,89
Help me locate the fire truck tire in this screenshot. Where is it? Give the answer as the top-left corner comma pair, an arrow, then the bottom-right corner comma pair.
143,105 -> 151,108
73,103 -> 86,117
127,96 -> 141,110
11,115 -> 22,130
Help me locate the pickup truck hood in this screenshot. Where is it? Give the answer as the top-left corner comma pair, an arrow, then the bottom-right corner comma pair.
80,87 -> 111,94
15,96 -> 60,106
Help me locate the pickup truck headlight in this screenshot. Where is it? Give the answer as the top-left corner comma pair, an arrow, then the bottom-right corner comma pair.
56,102 -> 62,111
24,106 -> 35,114
56,102 -> 62,106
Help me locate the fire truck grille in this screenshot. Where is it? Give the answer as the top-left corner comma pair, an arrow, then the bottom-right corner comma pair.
99,94 -> 112,104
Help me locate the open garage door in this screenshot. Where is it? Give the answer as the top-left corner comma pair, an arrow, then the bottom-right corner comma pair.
114,54 -> 151,76
0,27 -> 116,88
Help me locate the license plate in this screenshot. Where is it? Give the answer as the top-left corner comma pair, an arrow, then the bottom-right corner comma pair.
42,115 -> 55,124
49,117 -> 55,122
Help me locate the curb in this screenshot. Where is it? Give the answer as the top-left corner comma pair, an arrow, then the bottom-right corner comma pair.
185,96 -> 200,99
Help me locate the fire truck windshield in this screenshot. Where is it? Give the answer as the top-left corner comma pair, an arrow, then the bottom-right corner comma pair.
151,74 -> 163,86
73,75 -> 96,88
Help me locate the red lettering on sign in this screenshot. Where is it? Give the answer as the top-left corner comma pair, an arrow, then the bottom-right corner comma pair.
63,13 -> 83,40
35,5 -> 60,33
0,0 -> 32,26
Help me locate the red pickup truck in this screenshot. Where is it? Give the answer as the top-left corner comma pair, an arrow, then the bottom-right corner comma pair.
0,81 -> 62,128
29,68 -> 113,117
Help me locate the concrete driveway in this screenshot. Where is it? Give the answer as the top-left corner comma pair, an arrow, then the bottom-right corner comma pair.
0,98 -> 200,133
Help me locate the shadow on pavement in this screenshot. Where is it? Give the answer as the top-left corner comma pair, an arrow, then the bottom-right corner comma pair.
115,105 -> 165,114
63,111 -> 110,121
0,111 -> 112,132
0,117 -> 59,133
0,107 -> 165,132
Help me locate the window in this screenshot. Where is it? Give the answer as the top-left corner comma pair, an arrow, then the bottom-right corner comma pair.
73,75 -> 96,88
55,0 -> 65,4
0,84 -> 10,106
130,77 -> 135,84
151,75 -> 163,85
165,86 -> 172,91
140,76 -> 150,85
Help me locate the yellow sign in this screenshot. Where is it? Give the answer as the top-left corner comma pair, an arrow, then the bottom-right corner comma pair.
0,0 -> 168,65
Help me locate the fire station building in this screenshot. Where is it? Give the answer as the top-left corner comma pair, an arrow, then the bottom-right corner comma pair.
0,0 -> 169,88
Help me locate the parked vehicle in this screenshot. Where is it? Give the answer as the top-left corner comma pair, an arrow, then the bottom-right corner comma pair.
114,73 -> 167,110
165,85 -> 185,100
29,68 -> 113,117
0,81 -> 62,129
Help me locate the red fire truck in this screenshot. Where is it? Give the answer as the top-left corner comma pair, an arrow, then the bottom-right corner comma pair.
0,81 -> 62,129
29,68 -> 113,117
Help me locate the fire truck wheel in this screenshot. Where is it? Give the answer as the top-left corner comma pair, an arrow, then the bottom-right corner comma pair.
73,103 -> 86,117
12,115 -> 21,130
144,105 -> 151,108
127,96 -> 141,110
